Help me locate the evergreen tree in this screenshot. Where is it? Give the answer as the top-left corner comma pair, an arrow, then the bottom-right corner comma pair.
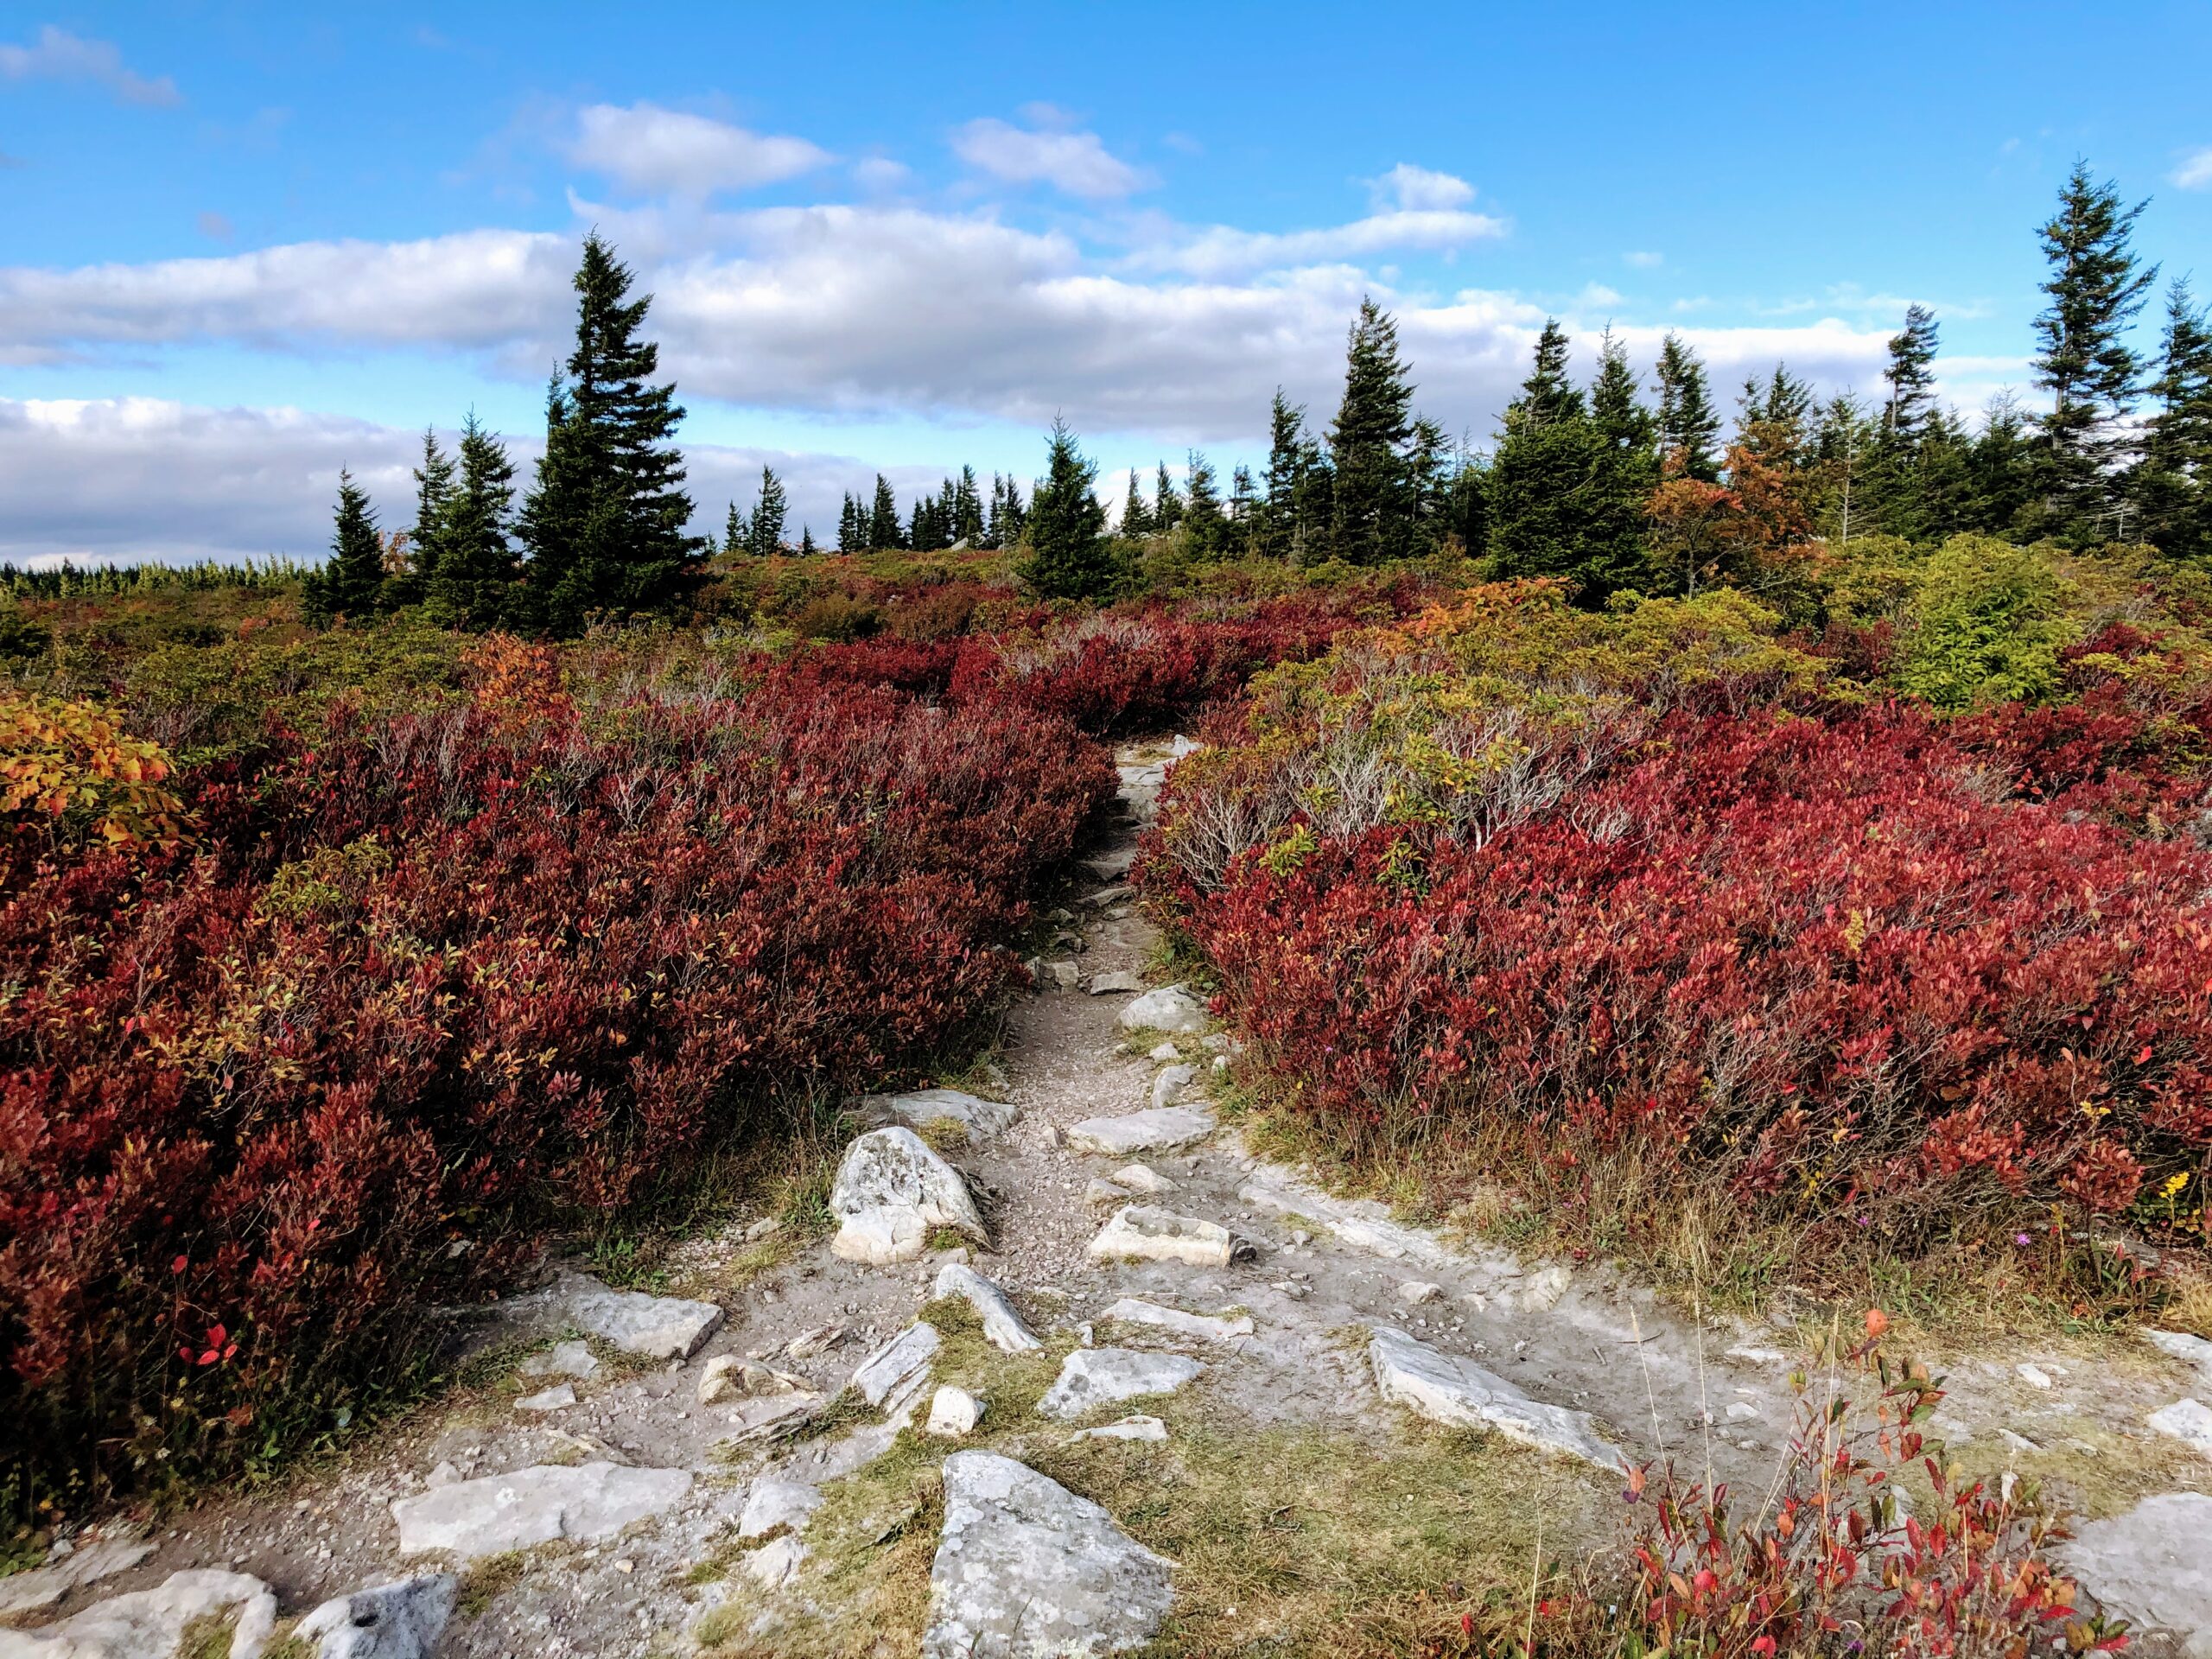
1656,334 -> 1721,480
2133,279 -> 2212,560
1020,419 -> 1116,598
1328,298 -> 1418,563
1882,304 -> 1942,442
725,499 -> 747,557
391,429 -> 454,606
1153,462 -> 1183,532
2032,161 -> 2158,538
518,234 -> 702,632
1517,319 -> 1584,427
1964,391 -> 2040,537
427,415 -> 519,631
1808,393 -> 1876,545
868,474 -> 903,550
990,474 -> 1026,546
1120,467 -> 1153,537
1229,463 -> 1259,554
1490,327 -> 1649,599
307,468 -> 386,625
1183,449 -> 1229,558
798,524 -> 819,556
836,493 -> 863,552
747,465 -> 788,556
952,466 -> 986,545
1259,390 -> 1306,560
1289,441 -> 1334,566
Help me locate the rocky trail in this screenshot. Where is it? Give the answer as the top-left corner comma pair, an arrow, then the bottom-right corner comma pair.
6,743 -> 2212,1658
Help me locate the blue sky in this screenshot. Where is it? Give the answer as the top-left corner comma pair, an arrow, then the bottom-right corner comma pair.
3,1 -> 2209,563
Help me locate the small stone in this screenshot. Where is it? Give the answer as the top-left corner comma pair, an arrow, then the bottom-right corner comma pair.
926,1385 -> 986,1438
1037,1347 -> 1201,1420
1149,1065 -> 1198,1111
696,1356 -> 744,1406
1103,1297 -> 1254,1344
744,1217 -> 784,1243
1073,1414 -> 1168,1443
1147,1042 -> 1179,1062
1398,1281 -> 1444,1306
742,1533 -> 806,1589
1085,1178 -> 1135,1205
1084,969 -> 1145,995
740,1478 -> 823,1540
1726,1402 -> 1760,1422
516,1383 -> 575,1414
787,1324 -> 849,1360
868,1087 -> 1019,1144
3,1571 -> 277,1658
1519,1265 -> 1572,1311
830,1127 -> 988,1265
932,1263 -> 1043,1353
391,1463 -> 693,1559
518,1339 -> 601,1382
850,1322 -> 941,1415
556,1273 -> 724,1361
1110,1162 -> 1179,1195
2017,1363 -> 2055,1389
1044,960 -> 1080,988
1369,1325 -> 1620,1468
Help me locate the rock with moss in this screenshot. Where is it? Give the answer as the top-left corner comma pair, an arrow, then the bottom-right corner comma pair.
830,1128 -> 987,1265
0,1570 -> 276,1659
1368,1325 -> 1620,1468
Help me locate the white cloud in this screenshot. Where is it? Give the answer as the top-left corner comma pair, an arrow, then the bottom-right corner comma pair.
2174,147 -> 2212,189
567,103 -> 831,197
0,24 -> 180,107
1624,250 -> 1663,269
1128,208 -> 1507,278
1370,163 -> 1475,212
851,156 -> 909,191
950,117 -> 1148,198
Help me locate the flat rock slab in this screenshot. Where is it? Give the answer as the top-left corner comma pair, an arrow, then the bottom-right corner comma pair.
294,1573 -> 456,1659
1111,1162 -> 1179,1195
1117,987 -> 1207,1034
518,1339 -> 600,1382
740,1478 -> 824,1541
1103,1298 -> 1254,1344
0,1540 -> 156,1618
1068,1107 -> 1216,1157
2146,1329 -> 2212,1383
851,1321 -> 942,1415
390,1461 -> 692,1558
933,1262 -> 1042,1352
1037,1347 -> 1202,1421
0,1570 -> 276,1659
925,1451 -> 1174,1658
1074,1415 -> 1168,1443
2150,1397 -> 2212,1457
1088,1205 -> 1237,1269
556,1273 -> 723,1361
1369,1325 -> 1622,1468
830,1127 -> 987,1265
1084,970 -> 1145,995
870,1088 -> 1018,1143
2059,1492 -> 2212,1653
1149,1065 -> 1198,1110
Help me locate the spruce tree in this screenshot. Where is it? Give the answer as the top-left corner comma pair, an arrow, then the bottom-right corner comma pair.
1020,419 -> 1115,598
427,414 -> 519,631
1121,468 -> 1153,537
1328,298 -> 1418,563
798,524 -> 819,556
518,233 -> 702,632
308,468 -> 386,625
1490,327 -> 1648,599
392,429 -> 454,606
725,499 -> 747,557
2133,278 -> 2212,559
1290,441 -> 1333,566
1881,305 -> 1942,442
1517,319 -> 1584,427
1260,390 -> 1306,559
1229,463 -> 1259,554
2032,162 -> 2158,538
869,475 -> 903,550
953,466 -> 986,545
747,465 -> 788,556
1183,449 -> 1228,558
1656,334 -> 1721,480
1964,391 -> 2039,537
1153,463 -> 1183,532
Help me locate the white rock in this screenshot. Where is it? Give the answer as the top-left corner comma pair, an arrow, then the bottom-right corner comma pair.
1149,1065 -> 1198,1111
2058,1492 -> 2212,1655
1066,1107 -> 1216,1157
742,1533 -> 807,1589
696,1356 -> 743,1405
924,1452 -> 1174,1658
1398,1281 -> 1444,1306
1086,1178 -> 1134,1205
1084,969 -> 1145,995
518,1339 -> 600,1382
292,1573 -> 456,1659
829,1128 -> 988,1265
515,1383 -> 575,1414
0,1540 -> 155,1618
739,1478 -> 823,1540
556,1273 -> 723,1360
870,1088 -> 1019,1144
932,1263 -> 1043,1353
1084,847 -> 1137,881
2145,1329 -> 2212,1382
1519,1265 -> 1572,1311
2017,1363 -> 2055,1389
1037,1347 -> 1201,1420
389,1461 -> 693,1558
1726,1402 -> 1760,1422
787,1324 -> 848,1360
1110,1162 -> 1179,1195
1087,1205 -> 1238,1269
926,1386 -> 987,1438
0,1570 -> 276,1659
1369,1326 -> 1622,1468
1147,1043 -> 1179,1062
2149,1398 -> 2212,1458
1117,987 -> 1207,1034
1043,961 -> 1080,989
1103,1298 -> 1253,1344
850,1321 -> 941,1415
743,1216 -> 784,1243
1170,734 -> 1202,759
1073,1415 -> 1169,1443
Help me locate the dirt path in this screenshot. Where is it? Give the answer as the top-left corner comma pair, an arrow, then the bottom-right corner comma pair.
8,742 -> 2209,1658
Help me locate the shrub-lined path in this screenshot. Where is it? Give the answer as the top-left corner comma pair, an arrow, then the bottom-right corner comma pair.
4,747 -> 2209,1658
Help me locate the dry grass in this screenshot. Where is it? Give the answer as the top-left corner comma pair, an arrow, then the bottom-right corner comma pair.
456,1549 -> 525,1618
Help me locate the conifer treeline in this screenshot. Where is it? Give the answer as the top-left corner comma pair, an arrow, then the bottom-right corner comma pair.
310,160 -> 2212,626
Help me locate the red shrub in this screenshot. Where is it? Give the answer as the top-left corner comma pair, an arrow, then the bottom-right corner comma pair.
0,664 -> 1112,1506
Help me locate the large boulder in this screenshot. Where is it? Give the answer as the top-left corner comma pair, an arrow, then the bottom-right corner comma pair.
1368,1326 -> 1621,1468
292,1573 -> 456,1659
925,1452 -> 1174,1657
932,1263 -> 1042,1353
2059,1492 -> 2212,1656
389,1461 -> 692,1559
830,1128 -> 987,1265
1066,1108 -> 1215,1158
556,1273 -> 722,1360
1036,1348 -> 1201,1421
1116,987 -> 1206,1034
0,1570 -> 276,1659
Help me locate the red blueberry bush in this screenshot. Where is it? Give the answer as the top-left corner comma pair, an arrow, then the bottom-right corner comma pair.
1143,584 -> 2212,1256
0,638 -> 1112,1507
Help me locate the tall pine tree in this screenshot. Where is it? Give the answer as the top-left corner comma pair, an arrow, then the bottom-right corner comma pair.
1259,390 -> 1306,560
2133,278 -> 2212,559
391,429 -> 454,607
869,474 -> 903,550
306,468 -> 386,625
1327,298 -> 1417,563
1120,468 -> 1153,537
747,465 -> 788,556
1881,305 -> 1942,441
1020,419 -> 1115,598
518,233 -> 702,633
427,415 -> 519,631
1656,334 -> 1721,480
